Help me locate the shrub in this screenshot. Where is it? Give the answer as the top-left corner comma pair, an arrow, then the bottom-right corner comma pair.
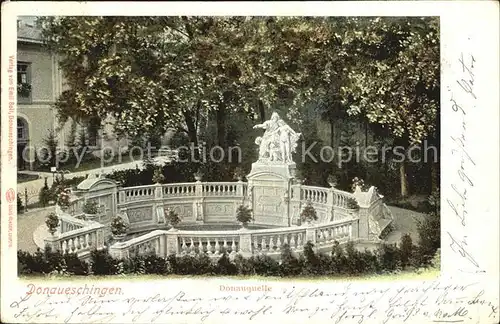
234,254 -> 255,275
39,177 -> 51,207
110,216 -> 128,236
415,220 -> 440,265
279,244 -> 303,277
250,255 -> 280,276
236,205 -> 253,226
331,241 -> 348,274
82,200 -> 99,214
346,197 -> 360,210
142,254 -> 168,274
64,253 -> 89,275
165,209 -> 181,227
18,246 -> 67,275
45,212 -> 59,235
90,249 -> 120,275
233,167 -> 245,181
300,202 -> 318,223
173,253 -> 213,275
152,168 -> 165,184
215,253 -> 238,275
378,243 -> 401,272
399,233 -> 414,268
327,174 -> 338,187
56,187 -> 72,209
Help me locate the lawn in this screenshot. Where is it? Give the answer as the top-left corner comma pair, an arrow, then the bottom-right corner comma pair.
34,153 -> 144,173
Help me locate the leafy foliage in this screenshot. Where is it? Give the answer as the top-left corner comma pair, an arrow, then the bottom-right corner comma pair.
236,205 -> 253,225
110,215 -> 128,235
39,177 -> 52,207
45,212 -> 59,235
82,200 -> 99,214
165,209 -> 181,227
300,201 -> 318,223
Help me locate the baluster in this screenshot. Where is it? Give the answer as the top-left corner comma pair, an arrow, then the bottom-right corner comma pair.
223,239 -> 228,253
62,240 -> 68,253
283,234 -> 289,247
181,237 -> 187,254
214,240 -> 220,255
268,236 -> 274,252
190,238 -> 195,254
197,238 -> 203,253
276,235 -> 282,252
290,234 -> 296,249
231,238 -> 237,253
297,233 -> 303,247
253,237 -> 260,252
69,238 -> 75,253
261,237 -> 266,252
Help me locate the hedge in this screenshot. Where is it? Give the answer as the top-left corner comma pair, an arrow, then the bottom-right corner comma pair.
18,236 -> 439,277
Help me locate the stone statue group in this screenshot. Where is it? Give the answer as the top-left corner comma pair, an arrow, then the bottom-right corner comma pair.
253,112 -> 301,164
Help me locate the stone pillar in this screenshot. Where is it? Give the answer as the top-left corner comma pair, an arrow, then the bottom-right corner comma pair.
165,230 -> 179,256
238,230 -> 253,258
357,208 -> 369,241
327,188 -> 335,222
194,181 -> 204,223
159,234 -> 166,257
111,184 -> 119,217
96,228 -> 106,249
154,183 -> 163,199
305,225 -> 317,245
118,190 -> 126,203
44,235 -> 60,252
351,219 -> 360,240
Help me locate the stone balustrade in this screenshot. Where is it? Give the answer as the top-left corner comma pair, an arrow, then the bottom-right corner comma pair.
162,183 -> 197,197
59,175 -> 391,262
177,231 -> 241,255
45,221 -> 106,258
55,206 -> 87,234
119,185 -> 156,203
108,216 -> 360,260
250,227 -> 308,255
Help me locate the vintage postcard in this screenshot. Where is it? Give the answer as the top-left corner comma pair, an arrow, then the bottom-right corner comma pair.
1,1 -> 499,323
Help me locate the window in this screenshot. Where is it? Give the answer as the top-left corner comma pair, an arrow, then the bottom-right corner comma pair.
17,118 -> 28,143
17,62 -> 32,102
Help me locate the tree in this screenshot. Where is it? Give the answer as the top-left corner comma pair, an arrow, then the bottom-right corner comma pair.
41,129 -> 59,168
39,177 -> 51,207
236,205 -> 253,227
39,17 -> 334,152
300,201 -> 318,224
339,17 -> 440,197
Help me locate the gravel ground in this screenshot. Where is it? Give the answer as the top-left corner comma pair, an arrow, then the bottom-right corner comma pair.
385,205 -> 426,245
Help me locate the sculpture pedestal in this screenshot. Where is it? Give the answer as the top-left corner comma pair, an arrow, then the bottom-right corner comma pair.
246,162 -> 296,227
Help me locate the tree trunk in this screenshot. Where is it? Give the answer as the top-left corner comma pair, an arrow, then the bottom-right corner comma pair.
400,159 -> 409,198
182,110 -> 199,161
330,119 -> 335,147
216,104 -> 227,147
258,100 -> 266,123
